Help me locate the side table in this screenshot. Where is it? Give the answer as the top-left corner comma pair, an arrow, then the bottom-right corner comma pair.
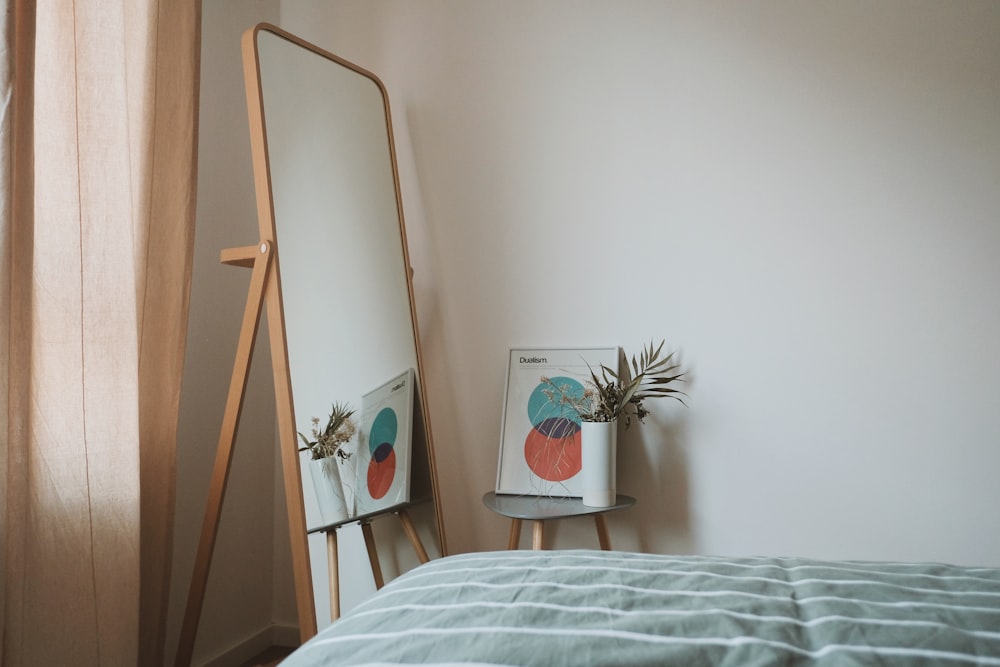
482,492 -> 636,551
308,502 -> 430,621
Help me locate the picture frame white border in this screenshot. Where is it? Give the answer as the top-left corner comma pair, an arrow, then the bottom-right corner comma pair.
496,346 -> 619,497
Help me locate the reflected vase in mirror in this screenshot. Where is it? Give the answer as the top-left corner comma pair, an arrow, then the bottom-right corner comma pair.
308,457 -> 353,523
297,401 -> 358,523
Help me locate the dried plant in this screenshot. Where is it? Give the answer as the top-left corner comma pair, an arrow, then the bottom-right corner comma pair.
542,340 -> 686,428
298,401 -> 356,461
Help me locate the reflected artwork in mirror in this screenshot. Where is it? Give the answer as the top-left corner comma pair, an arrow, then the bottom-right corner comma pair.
244,24 -> 447,632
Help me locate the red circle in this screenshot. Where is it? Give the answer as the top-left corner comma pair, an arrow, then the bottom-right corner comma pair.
523,429 -> 581,482
367,448 -> 396,499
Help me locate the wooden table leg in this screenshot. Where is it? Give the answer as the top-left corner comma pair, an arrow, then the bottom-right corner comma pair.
594,514 -> 612,551
397,509 -> 430,563
326,530 -> 340,621
532,520 -> 545,550
361,521 -> 385,589
508,518 -> 523,550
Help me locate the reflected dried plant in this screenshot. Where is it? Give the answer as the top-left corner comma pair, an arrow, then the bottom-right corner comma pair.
298,401 -> 356,460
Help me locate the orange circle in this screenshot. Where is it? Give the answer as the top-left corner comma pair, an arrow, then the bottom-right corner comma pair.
524,428 -> 581,482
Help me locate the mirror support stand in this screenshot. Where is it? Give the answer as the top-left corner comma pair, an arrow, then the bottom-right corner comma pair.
175,241 -> 317,666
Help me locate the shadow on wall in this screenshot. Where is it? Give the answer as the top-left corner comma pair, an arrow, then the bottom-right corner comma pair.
536,411 -> 692,554
620,413 -> 693,555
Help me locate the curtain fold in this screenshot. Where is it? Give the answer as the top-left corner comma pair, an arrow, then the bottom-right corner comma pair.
2,0 -> 38,662
134,2 -> 200,664
2,0 -> 200,664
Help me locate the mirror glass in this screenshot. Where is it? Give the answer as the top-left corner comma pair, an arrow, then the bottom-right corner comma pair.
251,25 -> 445,629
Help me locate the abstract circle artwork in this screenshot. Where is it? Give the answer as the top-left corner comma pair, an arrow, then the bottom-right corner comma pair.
367,407 -> 398,500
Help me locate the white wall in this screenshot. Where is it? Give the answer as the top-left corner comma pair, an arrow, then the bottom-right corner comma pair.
171,1 -> 1000,662
280,1 -> 1000,566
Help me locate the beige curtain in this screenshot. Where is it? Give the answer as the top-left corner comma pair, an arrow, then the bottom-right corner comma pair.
2,1 -> 200,665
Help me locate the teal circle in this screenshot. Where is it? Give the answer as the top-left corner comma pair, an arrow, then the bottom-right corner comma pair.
369,407 -> 397,455
527,376 -> 584,426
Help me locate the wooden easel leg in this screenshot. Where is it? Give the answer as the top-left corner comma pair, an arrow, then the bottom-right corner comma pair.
594,514 -> 612,551
532,520 -> 545,550
175,243 -> 273,667
326,531 -> 340,621
397,510 -> 430,563
361,521 -> 385,589
508,518 -> 523,550
265,270 -> 317,641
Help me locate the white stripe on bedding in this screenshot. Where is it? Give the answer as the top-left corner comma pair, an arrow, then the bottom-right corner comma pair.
655,551 -> 1000,572
354,580 -> 1000,618
335,600 -> 1000,642
708,554 -> 1000,573
299,626 -> 1000,665
412,552 -> 1000,587
388,563 -> 1000,600
346,663 -> 509,667
421,550 -> 993,571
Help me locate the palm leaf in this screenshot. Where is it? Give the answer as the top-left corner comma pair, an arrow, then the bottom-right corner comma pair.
573,340 -> 687,425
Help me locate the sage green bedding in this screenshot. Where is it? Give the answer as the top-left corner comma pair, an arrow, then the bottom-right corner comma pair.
284,549 -> 1000,666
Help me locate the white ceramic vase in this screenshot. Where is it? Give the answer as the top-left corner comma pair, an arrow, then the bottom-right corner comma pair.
309,456 -> 351,525
581,420 -> 617,507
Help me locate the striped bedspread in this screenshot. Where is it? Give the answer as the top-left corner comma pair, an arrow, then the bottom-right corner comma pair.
284,549 -> 1000,666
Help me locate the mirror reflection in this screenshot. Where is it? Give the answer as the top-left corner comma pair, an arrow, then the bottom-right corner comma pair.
252,25 -> 445,629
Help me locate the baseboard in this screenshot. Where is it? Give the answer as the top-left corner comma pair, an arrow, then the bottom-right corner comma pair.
199,623 -> 300,667
270,623 -> 301,648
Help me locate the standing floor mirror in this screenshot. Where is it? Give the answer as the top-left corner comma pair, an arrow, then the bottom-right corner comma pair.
175,23 -> 449,664
243,21 -> 447,633
176,24 -> 447,665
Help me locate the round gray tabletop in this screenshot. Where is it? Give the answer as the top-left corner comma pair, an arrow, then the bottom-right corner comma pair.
482,491 -> 636,520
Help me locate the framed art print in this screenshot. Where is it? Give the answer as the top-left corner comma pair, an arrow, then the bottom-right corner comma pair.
356,368 -> 414,515
496,347 -> 619,497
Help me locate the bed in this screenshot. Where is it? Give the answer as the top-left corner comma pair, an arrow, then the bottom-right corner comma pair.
282,549 -> 1000,666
